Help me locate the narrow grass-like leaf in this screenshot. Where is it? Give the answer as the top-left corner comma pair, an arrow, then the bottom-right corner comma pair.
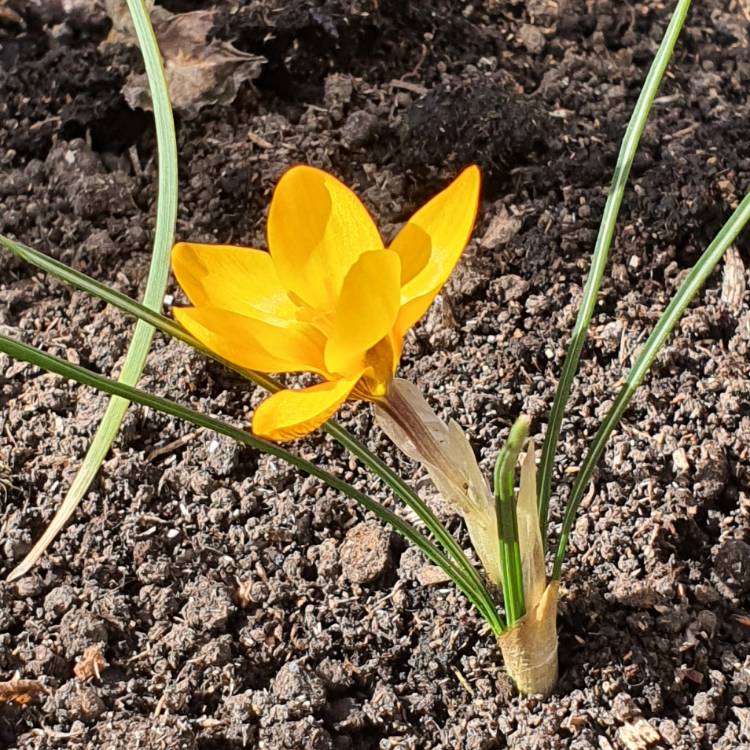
494,416 -> 530,625
552,188 -> 750,579
6,0 -> 178,581
0,236 -> 503,630
0,333 -> 504,633
537,0 -> 693,543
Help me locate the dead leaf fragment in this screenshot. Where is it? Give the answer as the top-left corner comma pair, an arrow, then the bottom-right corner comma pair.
0,678 -> 47,705
416,565 -> 451,586
106,4 -> 265,118
236,579 -> 253,609
618,718 -> 661,750
0,1 -> 24,28
721,245 -> 745,314
480,204 -> 522,248
74,645 -> 107,681
104,0 -> 161,45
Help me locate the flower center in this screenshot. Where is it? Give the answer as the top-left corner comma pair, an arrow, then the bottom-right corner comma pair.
353,337 -> 396,400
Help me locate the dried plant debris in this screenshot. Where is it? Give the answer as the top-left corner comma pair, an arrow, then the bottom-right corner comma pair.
721,245 -> 746,314
104,2 -> 265,118
74,645 -> 107,681
104,0 -> 161,45
0,459 -> 17,500
0,1 -> 24,29
618,718 -> 662,750
0,679 -> 47,706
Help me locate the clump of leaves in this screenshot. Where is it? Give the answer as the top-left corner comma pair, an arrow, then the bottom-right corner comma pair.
2,0 -> 747,696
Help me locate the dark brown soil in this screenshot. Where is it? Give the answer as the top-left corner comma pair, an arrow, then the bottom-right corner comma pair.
2,1 -> 750,748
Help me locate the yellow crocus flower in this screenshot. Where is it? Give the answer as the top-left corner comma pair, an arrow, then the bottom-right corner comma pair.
171,164 -> 480,441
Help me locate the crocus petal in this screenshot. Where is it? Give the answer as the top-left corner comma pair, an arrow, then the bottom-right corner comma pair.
393,165 -> 481,334
174,306 -> 327,375
393,294 -> 434,340
324,250 -> 401,377
390,222 -> 431,285
252,375 -> 361,441
267,165 -> 383,311
172,242 -> 298,324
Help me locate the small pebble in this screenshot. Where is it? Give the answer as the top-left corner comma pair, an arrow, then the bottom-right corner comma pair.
340,522 -> 392,584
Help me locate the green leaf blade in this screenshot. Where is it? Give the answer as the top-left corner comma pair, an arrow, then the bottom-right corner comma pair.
536,0 -> 693,545
552,188 -> 750,579
6,0 -> 179,581
0,333 -> 503,633
0,236 -> 504,631
493,416 -> 530,626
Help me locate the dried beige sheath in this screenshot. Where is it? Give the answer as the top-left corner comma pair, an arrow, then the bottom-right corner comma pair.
500,442 -> 558,695
516,441 -> 545,611
374,378 -> 502,586
498,580 -> 559,696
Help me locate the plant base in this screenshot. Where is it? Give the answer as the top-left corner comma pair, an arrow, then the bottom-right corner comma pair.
498,581 -> 559,696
